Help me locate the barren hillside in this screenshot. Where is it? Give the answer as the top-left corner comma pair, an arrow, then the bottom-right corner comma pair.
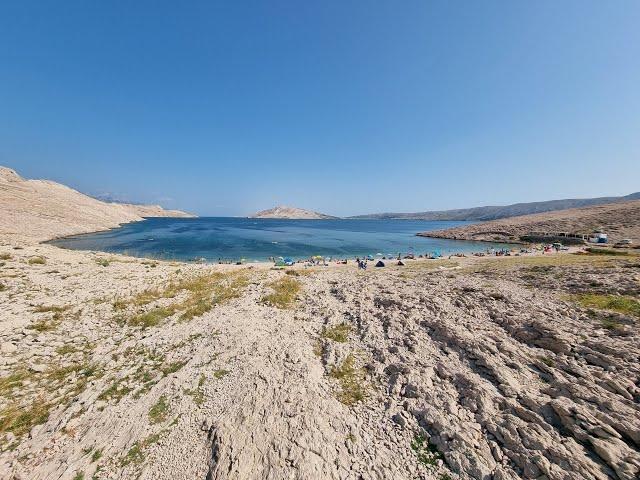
0,167 -> 193,243
419,199 -> 640,244
351,192 -> 640,221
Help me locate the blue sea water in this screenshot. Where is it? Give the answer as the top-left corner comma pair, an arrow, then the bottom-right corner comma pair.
49,217 -> 512,262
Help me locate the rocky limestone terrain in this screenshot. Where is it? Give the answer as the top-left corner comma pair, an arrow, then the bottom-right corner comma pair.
0,168 -> 638,479
250,205 -> 337,219
0,242 -> 638,480
0,166 -> 193,244
419,199 -> 640,245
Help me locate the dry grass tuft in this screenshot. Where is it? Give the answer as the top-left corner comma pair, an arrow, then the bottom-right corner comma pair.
98,379 -> 133,403
469,252 -> 627,273
574,293 -> 640,319
320,322 -> 352,343
0,370 -> 29,397
212,369 -> 229,379
120,271 -> 249,327
261,276 -> 301,309
329,354 -> 367,406
0,396 -> 50,437
148,395 -> 170,424
584,247 -> 631,256
33,304 -> 70,313
285,269 -> 313,277
95,258 -> 111,267
28,256 -> 46,265
128,307 -> 173,328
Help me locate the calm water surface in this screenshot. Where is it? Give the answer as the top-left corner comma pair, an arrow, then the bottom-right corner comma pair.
49,217 -> 513,262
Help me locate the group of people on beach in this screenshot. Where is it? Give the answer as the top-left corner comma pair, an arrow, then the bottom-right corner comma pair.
213,243 -> 567,266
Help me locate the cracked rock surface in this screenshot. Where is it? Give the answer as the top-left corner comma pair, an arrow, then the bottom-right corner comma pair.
1,241 -> 639,480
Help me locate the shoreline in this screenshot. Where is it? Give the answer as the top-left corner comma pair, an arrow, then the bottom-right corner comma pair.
40,229 -> 583,272
45,219 -> 522,266
416,231 -> 527,245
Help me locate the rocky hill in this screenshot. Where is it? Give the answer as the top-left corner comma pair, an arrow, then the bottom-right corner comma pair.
0,166 -> 194,243
351,192 -> 640,221
250,205 -> 336,219
419,199 -> 640,244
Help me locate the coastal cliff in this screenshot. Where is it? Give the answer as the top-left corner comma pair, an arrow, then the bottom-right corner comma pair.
0,166 -> 194,243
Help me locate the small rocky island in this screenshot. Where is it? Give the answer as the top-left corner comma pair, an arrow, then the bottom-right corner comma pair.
249,205 -> 337,219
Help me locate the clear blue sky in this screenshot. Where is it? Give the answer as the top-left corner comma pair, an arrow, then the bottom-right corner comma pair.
1,1 -> 639,216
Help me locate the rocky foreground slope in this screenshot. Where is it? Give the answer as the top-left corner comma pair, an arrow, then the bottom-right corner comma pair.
0,243 -> 638,480
0,169 -> 638,479
419,199 -> 640,245
0,166 -> 193,243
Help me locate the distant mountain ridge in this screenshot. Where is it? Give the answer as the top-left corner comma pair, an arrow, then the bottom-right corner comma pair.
349,192 -> 640,221
250,205 -> 337,219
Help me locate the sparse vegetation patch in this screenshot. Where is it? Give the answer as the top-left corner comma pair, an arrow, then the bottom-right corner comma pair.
118,271 -> 249,327
411,433 -> 443,468
98,379 -> 133,403
329,354 -> 367,406
95,258 -> 111,267
148,395 -> 170,424
320,322 -> 352,343
33,304 -> 70,313
261,276 -> 301,308
285,269 -> 313,276
584,247 -> 629,256
91,448 -> 103,462
574,293 -> 640,319
0,396 -> 50,437
184,374 -> 206,405
128,307 -> 173,328
120,430 -> 166,467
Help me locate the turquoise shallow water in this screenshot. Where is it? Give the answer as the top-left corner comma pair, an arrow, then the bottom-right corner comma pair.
49,217 -> 513,262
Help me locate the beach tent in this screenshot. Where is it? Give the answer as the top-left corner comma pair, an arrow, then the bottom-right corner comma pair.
367,255 -> 374,261
274,257 -> 286,267
284,257 -> 295,266
375,260 -> 385,267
